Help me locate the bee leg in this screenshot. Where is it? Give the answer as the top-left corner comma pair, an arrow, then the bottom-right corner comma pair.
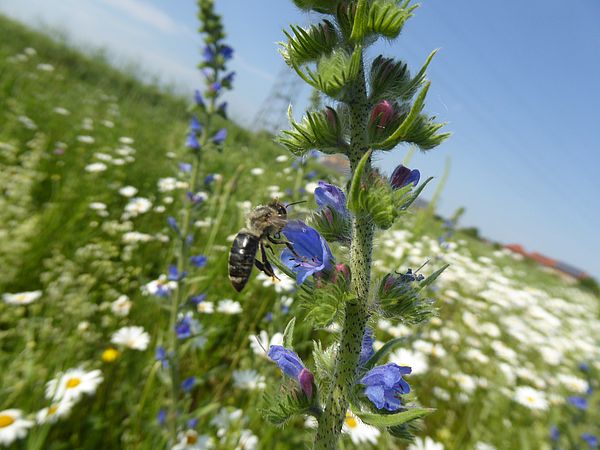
267,235 -> 299,258
260,242 -> 280,281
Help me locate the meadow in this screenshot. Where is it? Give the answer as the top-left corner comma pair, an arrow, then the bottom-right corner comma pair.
1,12 -> 599,450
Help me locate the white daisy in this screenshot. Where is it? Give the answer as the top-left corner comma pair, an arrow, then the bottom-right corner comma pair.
389,348 -> 429,375
53,107 -> 70,115
37,63 -> 55,72
119,136 -> 134,145
248,330 -> 283,357
123,231 -> 153,243
2,290 -> 42,306
172,430 -> 213,450
77,135 -> 95,144
275,155 -> 288,162
89,202 -> 107,211
111,326 -> 150,351
557,374 -> 589,394
45,368 -> 103,402
250,167 -> 264,176
236,429 -> 258,450
475,443 -> 496,450
196,301 -> 215,314
111,295 -> 131,317
342,411 -> 380,445
36,399 -> 75,424
217,299 -> 242,314
124,197 -> 153,216
232,370 -> 266,390
513,386 -> 548,410
0,409 -> 33,446
85,162 -> 107,173
408,437 -> 445,450
118,186 -> 138,197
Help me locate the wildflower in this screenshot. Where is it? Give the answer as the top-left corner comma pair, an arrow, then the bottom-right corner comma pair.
314,181 -> 348,215
189,294 -> 206,305
179,162 -> 192,173
358,327 -> 375,367
36,400 -> 75,424
268,345 -> 314,398
359,363 -> 411,411
181,377 -> 196,393
550,426 -> 560,441
102,348 -> 120,363
111,326 -> 150,351
186,131 -> 201,150
582,433 -> 598,448
168,265 -> 186,281
250,167 -> 264,176
124,197 -> 152,216
513,386 -> 548,410
197,301 -> 215,314
155,346 -> 170,368
2,290 -> 42,306
118,185 -> 138,197
233,370 -> 266,390
157,409 -> 167,426
77,135 -> 95,144
568,396 -> 588,410
194,89 -> 204,106
342,411 -> 380,445
123,231 -> 153,243
212,128 -> 227,145
389,348 -> 429,375
219,45 -> 234,60
210,82 -> 222,94
369,100 -> 395,128
175,316 -> 195,339
407,437 -> 445,450
190,116 -> 202,133
0,409 -> 33,446
222,71 -> 235,85
85,162 -> 107,173
172,430 -> 213,450
390,164 -> 420,189
187,191 -> 208,204
53,106 -> 70,115
168,216 -> 181,236
202,45 -> 215,62
190,255 -> 207,268
45,368 -> 103,402
281,220 -> 334,284
217,101 -> 227,116
111,295 -> 131,316
249,330 -> 283,357
217,299 -> 242,314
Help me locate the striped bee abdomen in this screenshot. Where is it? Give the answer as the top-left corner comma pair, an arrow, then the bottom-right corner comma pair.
228,232 -> 259,292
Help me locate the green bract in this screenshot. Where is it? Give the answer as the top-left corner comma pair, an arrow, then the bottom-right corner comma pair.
281,21 -> 338,66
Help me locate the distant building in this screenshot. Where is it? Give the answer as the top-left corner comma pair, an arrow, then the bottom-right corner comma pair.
505,244 -> 589,281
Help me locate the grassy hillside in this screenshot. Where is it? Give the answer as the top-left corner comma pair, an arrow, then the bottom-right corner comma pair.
0,14 -> 598,450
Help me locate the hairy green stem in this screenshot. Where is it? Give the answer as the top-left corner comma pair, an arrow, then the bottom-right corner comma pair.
313,59 -> 373,450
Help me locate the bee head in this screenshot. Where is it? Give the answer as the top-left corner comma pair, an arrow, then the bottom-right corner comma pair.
269,199 -> 288,217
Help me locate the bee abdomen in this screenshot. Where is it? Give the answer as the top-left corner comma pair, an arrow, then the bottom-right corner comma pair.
228,232 -> 259,292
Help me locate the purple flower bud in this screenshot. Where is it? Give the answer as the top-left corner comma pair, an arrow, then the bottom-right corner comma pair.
217,101 -> 228,117
194,89 -> 204,106
369,100 -> 394,128
331,263 -> 351,284
179,162 -> 192,173
155,346 -> 170,368
187,418 -> 198,429
186,132 -> 200,150
181,376 -> 196,393
314,181 -> 348,216
212,128 -> 227,145
190,116 -> 202,133
550,426 -> 560,442
175,316 -> 193,340
390,164 -> 420,189
157,409 -> 167,425
568,396 -> 588,410
210,82 -> 222,94
298,368 -> 315,399
189,293 -> 206,305
268,345 -> 305,378
202,45 -> 215,63
167,216 -> 180,235
222,71 -> 235,85
358,327 -> 375,367
168,265 -> 186,281
581,433 -> 598,448
360,363 -> 412,411
219,45 -> 234,60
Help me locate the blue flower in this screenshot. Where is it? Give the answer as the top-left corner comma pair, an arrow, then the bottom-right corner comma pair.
179,162 -> 192,173
204,174 -> 216,185
314,181 -> 348,215
181,376 -> 196,393
219,45 -> 234,60
582,433 -> 599,449
222,71 -> 235,85
155,346 -> 170,368
175,316 -> 193,340
167,216 -> 180,235
568,396 -> 588,410
189,293 -> 206,305
203,45 -> 215,63
212,128 -> 227,145
194,89 -> 204,107
157,409 -> 167,426
359,363 -> 411,411
187,418 -> 198,429
390,164 -> 420,190
268,345 -> 305,378
190,255 -> 207,268
217,102 -> 228,116
550,426 -> 560,441
168,265 -> 186,281
190,116 -> 202,133
281,220 -> 334,284
211,82 -> 222,94
358,327 -> 375,367
186,131 -> 200,150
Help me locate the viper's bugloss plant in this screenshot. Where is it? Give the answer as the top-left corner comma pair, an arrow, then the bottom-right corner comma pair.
261,1 -> 450,448
146,0 -> 235,444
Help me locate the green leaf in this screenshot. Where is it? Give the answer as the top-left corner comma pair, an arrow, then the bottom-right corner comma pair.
366,0 -> 418,39
348,149 -> 372,212
363,336 -> 408,370
281,21 -> 337,66
393,176 -> 433,211
350,0 -> 369,42
355,408 -> 434,428
283,317 -> 296,348
419,264 -> 449,290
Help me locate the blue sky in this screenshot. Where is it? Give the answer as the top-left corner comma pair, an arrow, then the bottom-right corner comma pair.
1,0 -> 599,278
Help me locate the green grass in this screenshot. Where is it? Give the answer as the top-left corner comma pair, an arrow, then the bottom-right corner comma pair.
0,13 -> 598,450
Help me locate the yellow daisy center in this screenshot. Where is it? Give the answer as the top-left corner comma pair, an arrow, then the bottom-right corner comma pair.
102,348 -> 120,362
66,377 -> 81,388
345,413 -> 358,429
186,432 -> 198,444
48,405 -> 58,415
0,414 -> 15,428
526,396 -> 535,403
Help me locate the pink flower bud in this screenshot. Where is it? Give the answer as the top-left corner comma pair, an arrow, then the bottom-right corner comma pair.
325,107 -> 337,130
331,263 -> 351,284
298,368 -> 314,399
370,100 -> 394,128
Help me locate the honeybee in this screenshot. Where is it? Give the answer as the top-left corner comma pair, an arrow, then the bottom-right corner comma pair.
228,199 -> 299,292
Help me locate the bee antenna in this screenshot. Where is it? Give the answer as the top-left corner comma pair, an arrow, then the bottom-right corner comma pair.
285,200 -> 307,209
